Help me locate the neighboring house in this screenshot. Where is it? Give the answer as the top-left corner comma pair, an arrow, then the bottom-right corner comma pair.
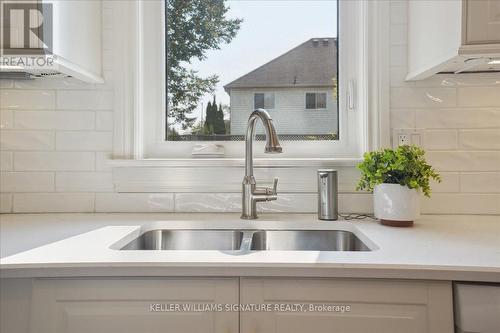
224,38 -> 338,137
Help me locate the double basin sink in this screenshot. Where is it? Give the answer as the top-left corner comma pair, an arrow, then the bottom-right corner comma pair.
121,229 -> 371,252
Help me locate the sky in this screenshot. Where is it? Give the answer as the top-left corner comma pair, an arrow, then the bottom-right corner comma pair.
179,0 -> 338,131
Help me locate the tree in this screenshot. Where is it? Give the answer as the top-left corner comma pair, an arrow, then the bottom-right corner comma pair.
214,103 -> 226,134
204,100 -> 214,134
166,126 -> 181,140
166,0 -> 242,130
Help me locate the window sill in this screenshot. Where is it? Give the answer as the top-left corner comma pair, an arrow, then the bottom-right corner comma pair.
109,158 -> 362,193
109,157 -> 362,168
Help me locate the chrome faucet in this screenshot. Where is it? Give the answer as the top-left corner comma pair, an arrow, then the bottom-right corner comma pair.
241,109 -> 282,219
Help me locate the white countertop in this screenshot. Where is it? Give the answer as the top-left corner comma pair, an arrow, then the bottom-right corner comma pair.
0,213 -> 499,282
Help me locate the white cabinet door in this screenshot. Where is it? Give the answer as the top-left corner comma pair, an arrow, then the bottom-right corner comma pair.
30,278 -> 238,333
240,278 -> 453,333
466,0 -> 500,44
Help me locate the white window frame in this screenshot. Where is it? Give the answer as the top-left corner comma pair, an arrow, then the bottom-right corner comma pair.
111,0 -> 390,166
305,92 -> 328,111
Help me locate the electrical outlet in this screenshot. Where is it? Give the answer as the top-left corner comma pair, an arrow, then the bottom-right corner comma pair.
393,129 -> 423,148
398,134 -> 410,146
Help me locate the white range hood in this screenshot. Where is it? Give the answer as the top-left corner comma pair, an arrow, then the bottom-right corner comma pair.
407,0 -> 500,80
0,0 -> 103,83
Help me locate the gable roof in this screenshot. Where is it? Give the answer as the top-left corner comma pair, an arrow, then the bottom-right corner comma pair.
224,38 -> 337,92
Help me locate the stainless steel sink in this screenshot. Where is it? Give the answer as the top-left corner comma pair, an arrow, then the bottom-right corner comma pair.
121,230 -> 243,250
251,230 -> 370,251
119,229 -> 371,251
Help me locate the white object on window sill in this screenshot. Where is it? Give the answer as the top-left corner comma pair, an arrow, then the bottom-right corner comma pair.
191,144 -> 225,158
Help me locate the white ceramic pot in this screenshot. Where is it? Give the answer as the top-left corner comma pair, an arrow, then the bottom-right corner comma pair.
373,183 -> 420,227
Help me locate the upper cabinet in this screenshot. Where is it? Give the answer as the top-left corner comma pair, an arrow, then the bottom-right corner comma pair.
0,0 -> 103,83
407,0 -> 500,81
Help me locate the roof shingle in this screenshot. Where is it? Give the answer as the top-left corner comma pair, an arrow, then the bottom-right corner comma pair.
224,38 -> 337,91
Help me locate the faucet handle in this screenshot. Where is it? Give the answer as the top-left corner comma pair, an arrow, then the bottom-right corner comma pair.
254,177 -> 279,196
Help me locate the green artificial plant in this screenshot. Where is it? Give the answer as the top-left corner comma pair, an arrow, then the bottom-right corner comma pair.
356,145 -> 441,197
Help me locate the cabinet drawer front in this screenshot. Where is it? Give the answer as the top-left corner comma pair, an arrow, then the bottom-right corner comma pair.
240,278 -> 453,333
31,278 -> 238,333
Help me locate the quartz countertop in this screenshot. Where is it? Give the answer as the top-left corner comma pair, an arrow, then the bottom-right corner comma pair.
0,213 -> 499,282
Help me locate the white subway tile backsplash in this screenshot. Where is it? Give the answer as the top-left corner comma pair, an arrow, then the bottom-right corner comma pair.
391,87 -> 457,108
0,172 -> 54,192
430,172 -> 460,193
416,109 -> 500,129
426,151 -> 500,172
338,193 -> 373,214
0,110 -> 14,129
95,152 -> 112,171
57,90 -> 113,110
95,193 -> 174,212
390,67 -> 415,87
422,194 -> 500,215
0,131 -> 54,151
390,45 -> 407,67
14,111 -> 95,130
56,172 -> 113,192
14,152 -> 95,171
391,109 -> 416,128
172,193 -> 374,214
102,50 -> 114,71
0,193 -> 12,213
460,173 -> 500,193
390,24 -> 407,45
103,8 -> 113,29
0,152 -> 13,171
0,80 -> 14,88
174,193 -> 241,212
390,1 -> 407,24
260,194 -> 317,213
13,193 -> 94,213
423,130 -> 458,150
56,132 -> 112,151
458,87 -> 500,107
459,129 -> 500,150
0,90 -> 55,109
103,29 -> 114,51
96,112 -> 114,130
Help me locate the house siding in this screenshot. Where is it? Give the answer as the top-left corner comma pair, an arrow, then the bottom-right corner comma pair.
229,87 -> 338,136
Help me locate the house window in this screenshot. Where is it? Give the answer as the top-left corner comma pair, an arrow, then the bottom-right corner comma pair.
164,0 -> 339,141
254,93 -> 275,110
306,93 -> 327,110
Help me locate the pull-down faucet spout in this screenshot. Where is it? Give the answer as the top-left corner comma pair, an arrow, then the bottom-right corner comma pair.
241,109 -> 282,220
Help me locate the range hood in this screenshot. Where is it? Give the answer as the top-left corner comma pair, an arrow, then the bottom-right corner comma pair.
407,0 -> 500,80
0,0 -> 103,83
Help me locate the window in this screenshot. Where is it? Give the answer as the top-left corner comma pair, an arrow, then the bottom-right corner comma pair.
254,93 -> 275,110
306,93 -> 327,110
127,0 -> 389,159
165,0 -> 339,141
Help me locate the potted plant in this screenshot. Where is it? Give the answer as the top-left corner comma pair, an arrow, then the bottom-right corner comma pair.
356,145 -> 441,227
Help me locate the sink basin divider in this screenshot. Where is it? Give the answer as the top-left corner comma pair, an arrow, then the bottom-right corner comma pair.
239,231 -> 256,252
